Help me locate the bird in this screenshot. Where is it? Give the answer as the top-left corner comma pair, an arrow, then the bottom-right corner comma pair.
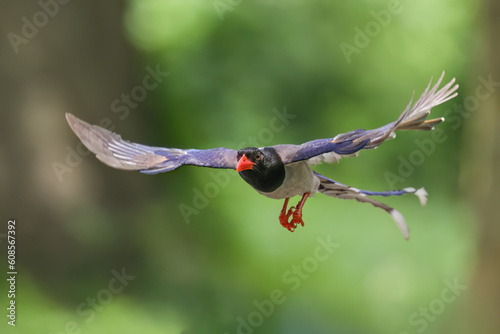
66,72 -> 458,240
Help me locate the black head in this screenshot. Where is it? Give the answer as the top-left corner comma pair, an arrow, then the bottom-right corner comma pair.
236,147 -> 285,193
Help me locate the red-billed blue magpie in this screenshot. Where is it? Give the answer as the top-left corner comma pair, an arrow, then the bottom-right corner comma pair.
66,72 -> 458,240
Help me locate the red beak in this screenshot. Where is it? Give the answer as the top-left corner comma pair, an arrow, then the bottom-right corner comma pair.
236,154 -> 256,172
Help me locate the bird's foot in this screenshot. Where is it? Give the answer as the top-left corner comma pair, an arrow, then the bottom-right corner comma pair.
278,194 -> 309,232
290,207 -> 304,230
279,206 -> 304,232
279,206 -> 294,231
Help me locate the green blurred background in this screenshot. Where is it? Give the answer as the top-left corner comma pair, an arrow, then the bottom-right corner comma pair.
1,0 -> 499,333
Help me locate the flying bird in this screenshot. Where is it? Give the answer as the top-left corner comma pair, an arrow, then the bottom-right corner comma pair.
66,72 -> 458,240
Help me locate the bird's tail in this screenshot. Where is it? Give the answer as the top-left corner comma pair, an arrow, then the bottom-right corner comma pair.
315,172 -> 427,240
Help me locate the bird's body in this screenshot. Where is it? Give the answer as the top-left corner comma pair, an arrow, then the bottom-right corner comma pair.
66,72 -> 459,240
255,160 -> 319,199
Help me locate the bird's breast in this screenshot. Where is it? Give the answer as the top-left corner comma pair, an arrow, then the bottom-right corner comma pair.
256,161 -> 320,199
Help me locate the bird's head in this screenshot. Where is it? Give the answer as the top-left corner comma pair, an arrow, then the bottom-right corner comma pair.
236,147 -> 261,172
236,147 -> 285,193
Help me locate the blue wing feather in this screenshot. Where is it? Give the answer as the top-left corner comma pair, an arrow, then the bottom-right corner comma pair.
142,148 -> 237,174
65,113 -> 237,175
291,135 -> 370,162
285,72 -> 458,165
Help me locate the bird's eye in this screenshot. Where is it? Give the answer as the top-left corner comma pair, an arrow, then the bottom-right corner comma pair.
255,153 -> 262,160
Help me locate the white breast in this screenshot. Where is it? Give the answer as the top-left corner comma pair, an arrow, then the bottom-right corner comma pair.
256,161 -> 320,199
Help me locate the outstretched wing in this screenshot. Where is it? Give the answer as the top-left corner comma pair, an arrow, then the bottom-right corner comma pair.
276,72 -> 458,165
66,113 -> 237,174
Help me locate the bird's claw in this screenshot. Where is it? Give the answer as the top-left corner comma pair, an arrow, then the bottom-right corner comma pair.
279,206 -> 304,232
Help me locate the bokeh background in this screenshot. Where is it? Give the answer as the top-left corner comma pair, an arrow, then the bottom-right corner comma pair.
1,0 -> 499,333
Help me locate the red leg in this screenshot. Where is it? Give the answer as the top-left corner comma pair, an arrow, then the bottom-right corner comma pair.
290,192 -> 310,229
279,198 -> 293,230
278,193 -> 311,232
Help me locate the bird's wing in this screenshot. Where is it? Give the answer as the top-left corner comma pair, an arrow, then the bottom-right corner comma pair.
276,72 -> 458,165
66,113 -> 237,174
